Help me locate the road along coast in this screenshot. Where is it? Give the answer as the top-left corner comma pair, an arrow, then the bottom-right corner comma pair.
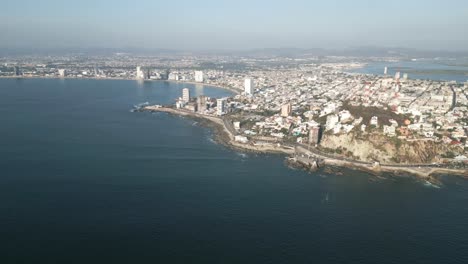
143,106 -> 468,183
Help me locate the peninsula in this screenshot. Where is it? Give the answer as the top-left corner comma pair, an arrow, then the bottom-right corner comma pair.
2,52 -> 467,181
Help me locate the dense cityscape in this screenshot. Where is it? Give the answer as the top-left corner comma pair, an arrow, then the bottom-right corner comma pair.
2,53 -> 467,168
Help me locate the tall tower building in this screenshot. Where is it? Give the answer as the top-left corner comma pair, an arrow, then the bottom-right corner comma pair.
14,66 -> 22,76
182,88 -> 190,103
197,96 -> 207,113
244,78 -> 254,95
281,103 -> 292,117
217,98 -> 226,116
146,69 -> 151,79
136,66 -> 145,79
384,67 -> 388,75
309,126 -> 321,145
395,71 -> 401,80
194,71 -> 204,83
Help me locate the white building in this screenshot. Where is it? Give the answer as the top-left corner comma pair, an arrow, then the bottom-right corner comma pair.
339,110 -> 353,123
136,66 -> 145,79
326,114 -> 339,131
244,78 -> 254,95
383,125 -> 396,136
370,116 -> 379,127
58,69 -> 66,77
235,135 -> 249,144
194,71 -> 204,83
168,72 -> 179,81
182,88 -> 190,103
217,98 -> 226,116
320,102 -> 336,117
281,103 -> 292,117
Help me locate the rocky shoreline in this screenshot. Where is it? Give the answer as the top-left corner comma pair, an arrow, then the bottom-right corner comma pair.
143,106 -> 468,184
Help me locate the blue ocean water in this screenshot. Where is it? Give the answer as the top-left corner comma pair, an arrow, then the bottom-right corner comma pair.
0,78 -> 468,263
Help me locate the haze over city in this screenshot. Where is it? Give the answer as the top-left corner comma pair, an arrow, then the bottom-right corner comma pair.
1,0 -> 468,51
2,0 -> 468,263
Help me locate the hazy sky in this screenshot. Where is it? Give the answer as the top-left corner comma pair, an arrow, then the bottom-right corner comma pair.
1,0 -> 467,51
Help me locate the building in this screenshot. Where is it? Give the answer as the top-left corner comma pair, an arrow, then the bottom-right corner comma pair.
281,103 -> 292,117
339,110 -> 353,123
58,69 -> 66,77
182,88 -> 190,103
194,71 -> 204,83
384,66 -> 388,75
403,73 -> 409,80
235,135 -> 249,144
370,116 -> 379,127
197,96 -> 207,113
136,66 -> 145,79
217,98 -> 226,116
185,103 -> 197,112
14,66 -> 21,76
168,72 -> 179,81
244,78 -> 254,95
326,115 -> 339,131
146,69 -> 151,80
395,71 -> 401,80
383,125 -> 396,137
309,125 -> 321,145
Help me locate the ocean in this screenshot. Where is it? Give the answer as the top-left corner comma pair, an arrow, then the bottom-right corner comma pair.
350,59 -> 468,83
1,78 -> 467,263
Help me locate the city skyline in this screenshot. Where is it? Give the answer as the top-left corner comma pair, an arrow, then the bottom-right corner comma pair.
1,0 -> 468,51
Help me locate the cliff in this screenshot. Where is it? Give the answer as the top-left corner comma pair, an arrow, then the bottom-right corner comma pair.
319,132 -> 463,164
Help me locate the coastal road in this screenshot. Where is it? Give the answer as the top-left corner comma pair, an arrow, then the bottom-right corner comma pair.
222,117 -> 238,137
294,143 -> 444,169
150,107 -> 449,170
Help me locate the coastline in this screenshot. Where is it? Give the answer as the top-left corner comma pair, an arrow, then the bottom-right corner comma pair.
145,106 -> 294,155
144,106 -> 468,183
0,75 -> 241,95
2,76 -> 465,182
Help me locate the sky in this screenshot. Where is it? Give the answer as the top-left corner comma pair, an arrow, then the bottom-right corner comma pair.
1,0 -> 468,51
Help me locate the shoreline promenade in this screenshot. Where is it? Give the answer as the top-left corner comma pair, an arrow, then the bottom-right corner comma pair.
143,106 -> 468,182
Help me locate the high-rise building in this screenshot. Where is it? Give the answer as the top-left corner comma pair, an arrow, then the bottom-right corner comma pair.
194,71 -> 204,83
217,98 -> 226,116
309,126 -> 321,145
14,66 -> 21,76
182,88 -> 190,103
395,71 -> 401,80
197,96 -> 207,113
136,66 -> 145,79
58,69 -> 66,77
281,103 -> 292,117
403,73 -> 408,80
244,78 -> 254,95
384,67 -> 388,75
146,69 -> 151,80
